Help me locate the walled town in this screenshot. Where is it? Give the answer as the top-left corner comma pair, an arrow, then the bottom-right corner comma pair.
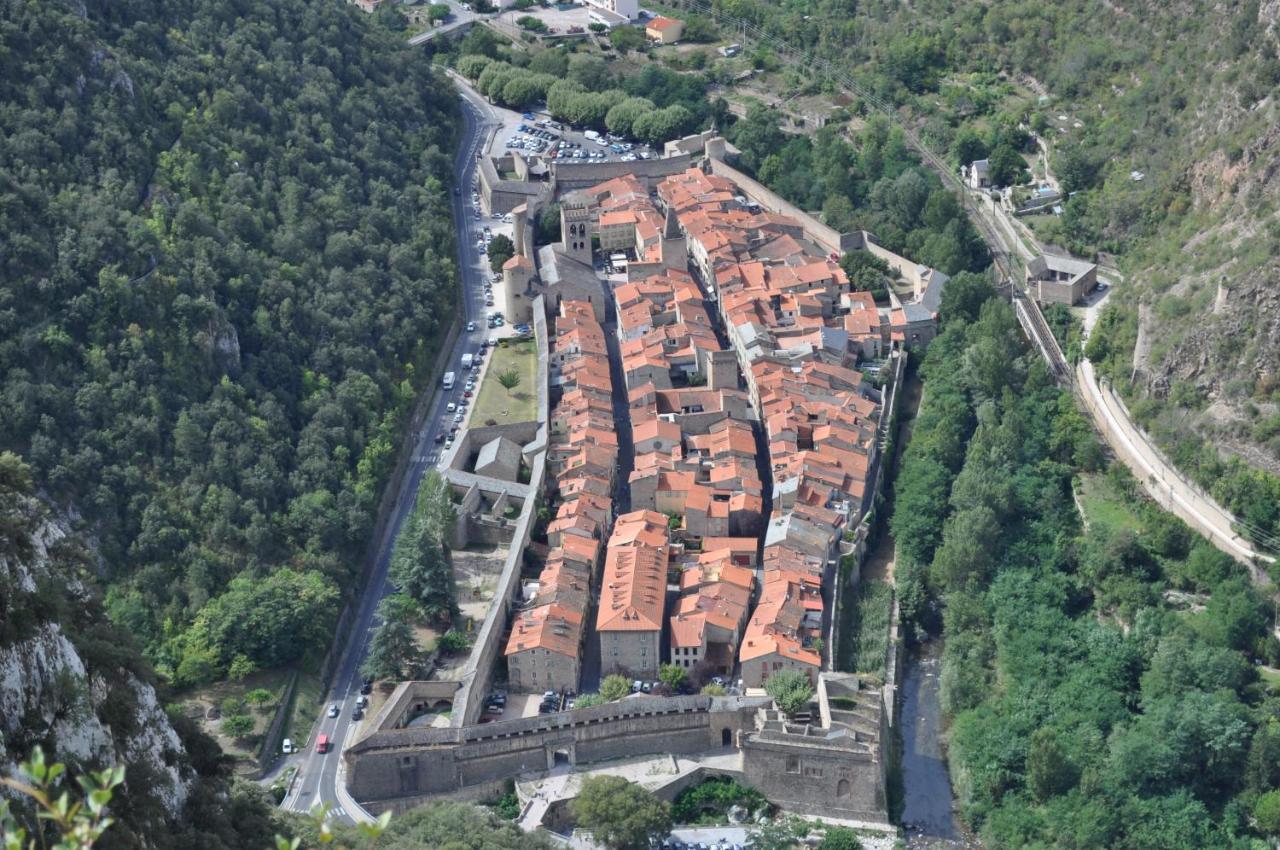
342,119 -> 951,833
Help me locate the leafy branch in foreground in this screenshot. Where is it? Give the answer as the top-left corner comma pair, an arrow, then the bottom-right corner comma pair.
0,748 -> 389,850
0,747 -> 123,850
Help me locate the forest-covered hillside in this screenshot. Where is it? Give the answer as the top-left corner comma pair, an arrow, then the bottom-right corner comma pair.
0,0 -> 460,683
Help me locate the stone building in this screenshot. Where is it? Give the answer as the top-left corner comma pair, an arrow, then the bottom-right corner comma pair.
504,603 -> 584,693
1026,253 -> 1098,306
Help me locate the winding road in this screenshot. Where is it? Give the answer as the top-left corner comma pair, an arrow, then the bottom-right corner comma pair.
277,78 -> 501,825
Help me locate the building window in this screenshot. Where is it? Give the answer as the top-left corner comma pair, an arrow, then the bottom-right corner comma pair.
786,756 -> 800,775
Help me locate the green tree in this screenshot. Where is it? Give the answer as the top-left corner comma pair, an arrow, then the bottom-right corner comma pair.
764,670 -> 813,716
1255,790 -> 1280,835
488,234 -> 515,274
574,693 -> 605,708
1026,727 -> 1078,801
605,97 -> 656,139
458,54 -> 494,80
951,126 -> 988,166
572,776 -> 672,850
378,801 -> 551,849
987,144 -> 1027,187
607,25 -> 646,53
245,688 -> 275,710
497,369 -> 521,391
568,54 -> 613,89
600,674 -> 632,701
390,483 -> 457,625
0,747 -> 124,850
937,270 -> 995,326
437,630 -> 471,654
426,3 -> 451,21
700,682 -> 726,696
362,597 -> 421,681
818,826 -> 862,850
228,654 -> 258,681
221,714 -> 255,739
658,663 -> 687,692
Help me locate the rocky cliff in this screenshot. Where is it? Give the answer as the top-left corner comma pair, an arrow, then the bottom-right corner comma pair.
0,514 -> 190,814
0,454 -> 249,847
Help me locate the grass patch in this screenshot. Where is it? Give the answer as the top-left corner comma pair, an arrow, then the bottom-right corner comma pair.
850,580 -> 893,676
473,339 -> 537,424
1260,666 -> 1280,694
1078,472 -> 1144,534
837,579 -> 894,677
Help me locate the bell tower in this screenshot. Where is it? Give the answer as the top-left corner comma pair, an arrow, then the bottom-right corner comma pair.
559,196 -> 593,265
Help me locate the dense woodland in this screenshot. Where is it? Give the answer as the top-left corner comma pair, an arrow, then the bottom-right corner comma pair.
892,278 -> 1280,847
0,0 -> 460,683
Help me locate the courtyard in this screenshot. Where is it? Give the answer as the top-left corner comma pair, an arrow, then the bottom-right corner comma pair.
472,338 -> 538,425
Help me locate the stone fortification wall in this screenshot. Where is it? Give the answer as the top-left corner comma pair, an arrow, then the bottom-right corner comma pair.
551,153 -> 698,192
740,732 -> 887,824
446,298 -> 551,728
345,695 -> 765,803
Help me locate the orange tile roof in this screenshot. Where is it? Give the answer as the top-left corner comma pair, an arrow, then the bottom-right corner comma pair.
505,602 -> 583,658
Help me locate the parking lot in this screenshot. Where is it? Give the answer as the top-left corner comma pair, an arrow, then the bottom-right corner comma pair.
501,116 -> 659,165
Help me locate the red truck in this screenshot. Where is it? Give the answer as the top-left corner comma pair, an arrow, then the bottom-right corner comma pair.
315,734 -> 331,754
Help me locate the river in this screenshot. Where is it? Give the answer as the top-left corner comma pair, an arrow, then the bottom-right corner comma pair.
899,641 -> 978,849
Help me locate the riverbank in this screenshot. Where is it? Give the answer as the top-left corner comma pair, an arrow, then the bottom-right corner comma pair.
899,642 -> 979,850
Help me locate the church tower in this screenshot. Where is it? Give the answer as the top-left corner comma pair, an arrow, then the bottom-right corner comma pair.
559,195 -> 593,265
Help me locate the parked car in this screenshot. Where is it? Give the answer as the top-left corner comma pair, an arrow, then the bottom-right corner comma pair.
360,679 -> 373,695
352,707 -> 364,721
282,738 -> 294,754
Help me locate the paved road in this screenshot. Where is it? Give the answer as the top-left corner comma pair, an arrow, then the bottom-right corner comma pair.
1076,359 -> 1275,570
278,80 -> 502,824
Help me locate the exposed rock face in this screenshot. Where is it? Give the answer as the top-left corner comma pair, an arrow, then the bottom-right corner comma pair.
0,486 -> 192,822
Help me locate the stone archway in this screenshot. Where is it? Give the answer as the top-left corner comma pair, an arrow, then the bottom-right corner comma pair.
836,778 -> 851,799
545,740 -> 576,770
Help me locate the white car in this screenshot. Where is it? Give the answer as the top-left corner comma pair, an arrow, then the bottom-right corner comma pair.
327,704 -> 339,718
282,738 -> 294,754
454,412 -> 464,423
466,321 -> 476,332
447,402 -> 457,413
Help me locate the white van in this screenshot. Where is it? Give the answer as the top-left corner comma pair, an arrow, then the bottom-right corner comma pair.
282,738 -> 294,755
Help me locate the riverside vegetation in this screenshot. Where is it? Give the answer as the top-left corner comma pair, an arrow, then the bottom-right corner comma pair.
892,276 -> 1280,847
